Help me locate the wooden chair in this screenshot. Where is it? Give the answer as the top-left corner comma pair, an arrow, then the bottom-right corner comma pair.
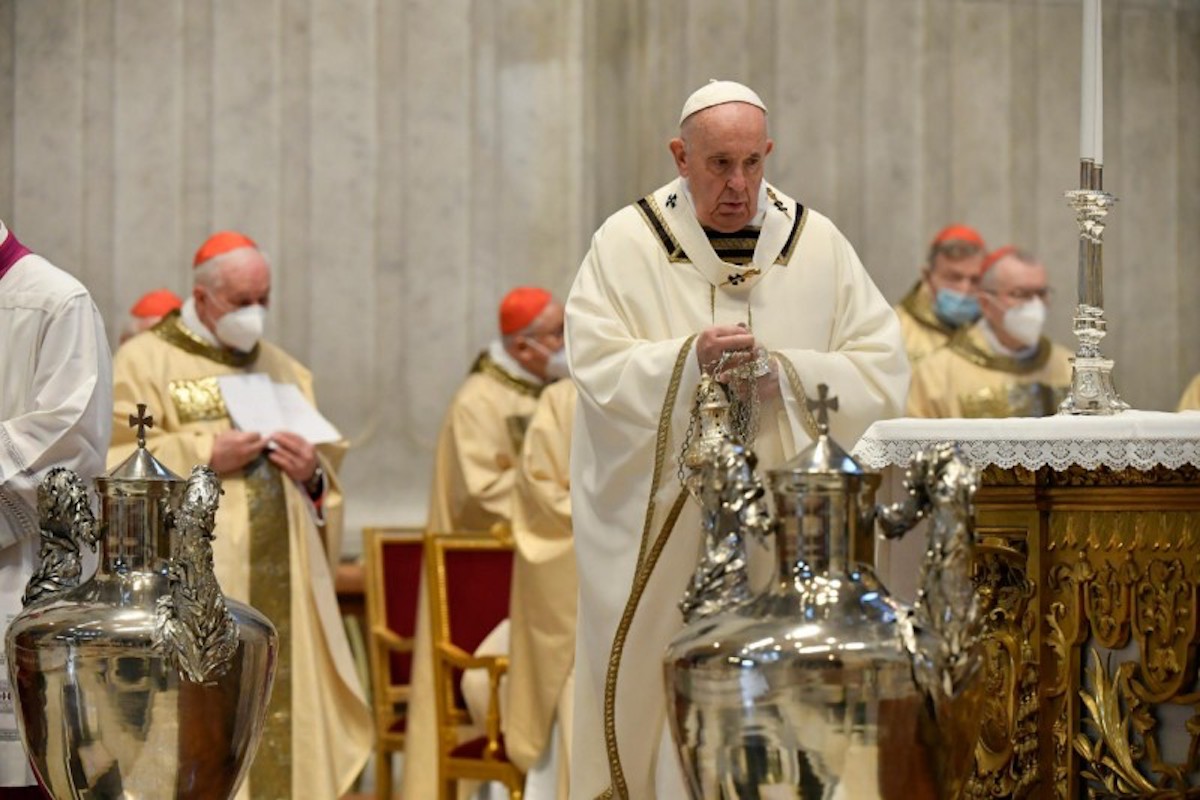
426,531 -> 524,800
363,527 -> 426,799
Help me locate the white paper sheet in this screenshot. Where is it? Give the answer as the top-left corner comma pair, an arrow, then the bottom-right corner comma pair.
216,374 -> 342,444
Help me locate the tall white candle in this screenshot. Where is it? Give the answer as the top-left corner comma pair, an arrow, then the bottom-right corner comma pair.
1080,0 -> 1098,162
1094,0 -> 1103,165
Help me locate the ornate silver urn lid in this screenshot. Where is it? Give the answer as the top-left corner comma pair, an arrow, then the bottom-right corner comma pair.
100,402 -> 182,486
772,383 -> 865,478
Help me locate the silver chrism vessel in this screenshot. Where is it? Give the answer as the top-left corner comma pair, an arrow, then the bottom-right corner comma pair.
665,383 -> 985,799
5,405 -> 277,799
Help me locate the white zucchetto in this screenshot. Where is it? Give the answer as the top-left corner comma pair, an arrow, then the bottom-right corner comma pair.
679,79 -> 768,125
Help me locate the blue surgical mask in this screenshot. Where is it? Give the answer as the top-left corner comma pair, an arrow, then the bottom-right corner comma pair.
934,288 -> 980,327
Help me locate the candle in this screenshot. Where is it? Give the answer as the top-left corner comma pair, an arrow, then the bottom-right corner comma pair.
1080,0 -> 1099,163
1094,0 -> 1103,165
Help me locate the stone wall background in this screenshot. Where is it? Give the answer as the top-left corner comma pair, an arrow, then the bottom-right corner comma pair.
2,0 -> 1196,554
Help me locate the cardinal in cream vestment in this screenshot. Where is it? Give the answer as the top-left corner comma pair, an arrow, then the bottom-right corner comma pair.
894,224 -> 988,365
404,288 -> 567,800
109,232 -> 370,800
565,82 -> 909,799
907,246 -> 1071,419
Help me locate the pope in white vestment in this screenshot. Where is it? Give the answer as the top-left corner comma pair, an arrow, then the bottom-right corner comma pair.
565,82 -> 909,799
0,220 -> 113,790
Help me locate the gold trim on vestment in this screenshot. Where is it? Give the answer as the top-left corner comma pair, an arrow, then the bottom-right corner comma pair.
168,376 -> 229,423
775,355 -> 820,440
152,309 -> 260,368
635,190 -> 808,268
948,328 -> 1052,375
898,280 -> 955,336
246,457 -> 292,800
470,351 -> 544,398
600,334 -> 697,800
635,195 -> 689,263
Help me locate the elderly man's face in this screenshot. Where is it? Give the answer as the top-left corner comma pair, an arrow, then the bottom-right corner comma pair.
194,247 -> 271,329
979,256 -> 1050,330
669,103 -> 773,233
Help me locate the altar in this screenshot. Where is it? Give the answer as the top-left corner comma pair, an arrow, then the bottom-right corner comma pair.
855,411 -> 1200,797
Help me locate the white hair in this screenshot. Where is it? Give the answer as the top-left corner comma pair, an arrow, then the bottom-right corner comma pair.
192,246 -> 271,290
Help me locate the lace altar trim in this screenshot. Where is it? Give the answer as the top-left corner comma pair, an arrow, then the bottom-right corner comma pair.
851,411 -> 1200,471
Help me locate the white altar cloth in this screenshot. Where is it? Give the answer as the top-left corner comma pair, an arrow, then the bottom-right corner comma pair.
852,410 -> 1200,471
850,410 -> 1200,602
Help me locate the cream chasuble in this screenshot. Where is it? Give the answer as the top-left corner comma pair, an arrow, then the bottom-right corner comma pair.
402,348 -> 544,800
1178,375 -> 1200,411
894,279 -> 956,365
425,346 -> 544,533
506,378 -> 579,796
565,177 -> 909,799
108,312 -> 371,800
906,321 -> 1072,418
1,238 -> 112,787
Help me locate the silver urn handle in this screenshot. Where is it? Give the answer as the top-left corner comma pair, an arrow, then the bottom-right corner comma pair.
679,437 -> 773,623
153,465 -> 239,683
875,443 -> 983,700
23,468 -> 100,606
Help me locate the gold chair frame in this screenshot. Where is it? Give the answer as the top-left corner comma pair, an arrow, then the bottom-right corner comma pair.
363,526 -> 425,799
426,530 -> 524,800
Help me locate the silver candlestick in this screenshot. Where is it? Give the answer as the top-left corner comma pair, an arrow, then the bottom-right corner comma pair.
1059,159 -> 1128,415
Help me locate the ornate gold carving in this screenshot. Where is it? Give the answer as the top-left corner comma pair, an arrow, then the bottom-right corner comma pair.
168,376 -> 228,424
980,464 -> 1200,488
1075,652 -> 1159,796
1132,559 -> 1195,698
965,537 -> 1040,797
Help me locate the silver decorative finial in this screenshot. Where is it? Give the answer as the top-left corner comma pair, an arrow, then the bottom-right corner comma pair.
806,383 -> 838,433
129,403 -> 154,447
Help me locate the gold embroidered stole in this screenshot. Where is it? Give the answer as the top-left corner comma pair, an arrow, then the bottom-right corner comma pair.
245,457 -> 292,799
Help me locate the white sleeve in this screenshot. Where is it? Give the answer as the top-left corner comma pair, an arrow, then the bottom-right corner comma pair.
0,294 -> 113,548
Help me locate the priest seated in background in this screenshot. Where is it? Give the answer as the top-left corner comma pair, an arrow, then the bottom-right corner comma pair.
894,223 -> 988,365
907,245 -> 1072,418
108,231 -> 371,800
403,286 -> 567,800
425,286 -> 567,533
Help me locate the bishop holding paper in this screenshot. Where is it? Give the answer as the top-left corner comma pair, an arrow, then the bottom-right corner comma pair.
564,80 -> 909,798
108,231 -> 371,800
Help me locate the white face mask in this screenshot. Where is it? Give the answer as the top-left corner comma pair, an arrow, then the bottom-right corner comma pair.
215,304 -> 266,352
1002,298 -> 1046,347
528,339 -> 570,380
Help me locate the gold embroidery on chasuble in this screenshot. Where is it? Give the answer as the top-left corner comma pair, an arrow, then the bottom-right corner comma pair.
959,382 -> 1067,418
948,330 -> 1052,374
168,377 -> 228,423
467,351 -> 540,455
505,415 -> 532,458
151,310 -> 260,368
245,458 -> 292,800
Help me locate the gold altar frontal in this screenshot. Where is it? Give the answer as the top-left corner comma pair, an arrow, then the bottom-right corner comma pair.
971,463 -> 1200,798
854,412 -> 1200,798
